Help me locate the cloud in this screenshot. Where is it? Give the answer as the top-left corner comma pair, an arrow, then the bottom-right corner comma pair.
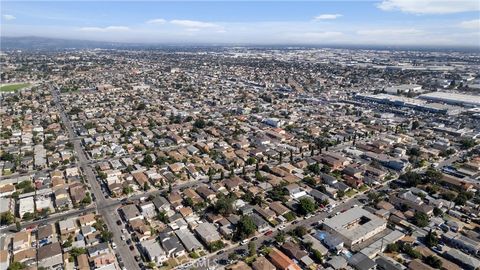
357,28 -> 423,36
459,19 -> 480,29
79,26 -> 130,32
170,20 -> 220,29
2,14 -> 16,20
146,18 -> 166,24
377,0 -> 480,14
313,14 -> 342,20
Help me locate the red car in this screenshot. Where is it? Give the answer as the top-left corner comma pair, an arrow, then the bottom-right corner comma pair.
264,230 -> 273,236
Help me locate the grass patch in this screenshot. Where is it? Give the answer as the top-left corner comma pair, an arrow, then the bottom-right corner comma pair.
345,189 -> 358,197
0,83 -> 31,93
359,185 -> 370,192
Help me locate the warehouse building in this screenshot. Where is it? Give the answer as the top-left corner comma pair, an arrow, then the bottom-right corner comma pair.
419,92 -> 480,107
323,207 -> 387,248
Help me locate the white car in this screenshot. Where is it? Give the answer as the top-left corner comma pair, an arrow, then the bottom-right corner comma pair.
241,239 -> 249,245
278,225 -> 287,231
121,235 -> 126,241
112,242 -> 117,249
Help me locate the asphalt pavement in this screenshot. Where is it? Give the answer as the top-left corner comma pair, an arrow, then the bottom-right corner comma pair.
53,88 -> 140,270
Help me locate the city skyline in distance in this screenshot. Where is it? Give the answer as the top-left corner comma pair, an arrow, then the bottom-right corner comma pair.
1,0 -> 480,47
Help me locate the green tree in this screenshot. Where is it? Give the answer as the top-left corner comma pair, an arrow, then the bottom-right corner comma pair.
400,171 -> 422,187
70,247 -> 86,257
386,243 -> 399,253
193,119 -> 206,129
207,240 -> 224,252
141,155 -> 153,167
143,182 -> 150,191
424,255 -> 442,268
123,186 -> 133,195
0,212 -> 14,225
460,138 -> 477,149
294,226 -> 308,237
413,212 -> 430,227
298,197 -> 317,215
22,212 -> 34,221
100,231 -> 113,242
311,249 -> 323,263
235,215 -> 257,240
157,211 -> 168,223
433,207 -> 443,217
275,231 -> 286,244
425,230 -> 439,247
7,261 -> 25,270
214,196 -> 235,215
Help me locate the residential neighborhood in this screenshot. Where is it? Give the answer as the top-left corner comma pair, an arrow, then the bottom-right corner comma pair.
1,47 -> 480,270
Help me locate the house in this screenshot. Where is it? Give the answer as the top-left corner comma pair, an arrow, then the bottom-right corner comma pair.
175,228 -> 204,252
141,239 -> 168,264
327,256 -> 348,270
152,195 -> 171,212
120,204 -> 143,221
348,252 -> 376,270
37,242 -> 63,269
285,184 -> 306,199
87,242 -> 110,257
408,259 -> 434,270
268,248 -> 302,270
269,201 -> 290,216
37,224 -> 56,247
12,248 -> 35,266
195,222 -> 221,244
59,218 -> 78,236
77,254 -> 90,270
252,256 -> 276,270
250,213 -> 270,233
12,231 -> 31,253
223,176 -> 245,191
78,213 -> 96,226
227,261 -> 252,270
281,241 -> 314,267
159,232 -> 186,258
196,186 -> 216,201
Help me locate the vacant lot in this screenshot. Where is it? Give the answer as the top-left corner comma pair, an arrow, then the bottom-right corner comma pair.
0,83 -> 31,92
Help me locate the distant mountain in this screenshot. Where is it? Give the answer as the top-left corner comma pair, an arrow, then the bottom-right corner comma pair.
0,36 -> 136,50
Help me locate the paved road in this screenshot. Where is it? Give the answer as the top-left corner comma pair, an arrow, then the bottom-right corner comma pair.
52,88 -> 140,270
0,205 -> 96,234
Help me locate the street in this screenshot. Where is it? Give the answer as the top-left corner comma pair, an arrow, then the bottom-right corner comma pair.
52,87 -> 140,270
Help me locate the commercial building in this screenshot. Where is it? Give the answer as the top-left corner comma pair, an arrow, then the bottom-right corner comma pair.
323,208 -> 387,248
419,92 -> 480,107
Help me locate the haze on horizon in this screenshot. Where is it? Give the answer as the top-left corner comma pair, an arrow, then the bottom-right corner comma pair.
1,0 -> 480,47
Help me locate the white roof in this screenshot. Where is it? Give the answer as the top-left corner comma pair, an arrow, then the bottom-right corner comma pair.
419,92 -> 480,106
323,208 -> 386,242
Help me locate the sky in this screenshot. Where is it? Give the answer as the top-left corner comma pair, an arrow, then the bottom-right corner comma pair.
1,0 -> 479,47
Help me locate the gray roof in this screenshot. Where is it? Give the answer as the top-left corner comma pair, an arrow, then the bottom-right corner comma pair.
195,222 -> 221,243
176,229 -> 203,251
142,239 -> 165,257
348,252 -> 376,270
323,208 -> 386,242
